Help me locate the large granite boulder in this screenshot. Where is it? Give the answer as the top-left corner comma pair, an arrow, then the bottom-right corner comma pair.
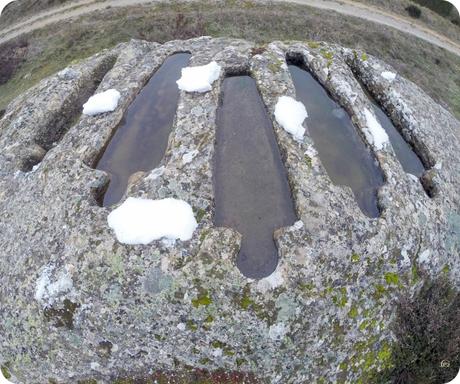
0,37 -> 459,383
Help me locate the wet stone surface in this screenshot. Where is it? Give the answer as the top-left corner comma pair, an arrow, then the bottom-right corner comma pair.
288,63 -> 384,218
214,75 -> 296,278
357,78 -> 426,178
0,38 -> 459,384
96,52 -> 191,206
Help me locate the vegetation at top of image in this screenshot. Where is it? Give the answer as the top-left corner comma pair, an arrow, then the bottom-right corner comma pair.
352,0 -> 460,36
0,0 -> 459,122
412,0 -> 460,25
405,4 -> 422,18
0,0 -> 74,27
0,37 -> 28,85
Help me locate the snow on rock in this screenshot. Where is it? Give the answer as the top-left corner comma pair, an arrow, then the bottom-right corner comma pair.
381,71 -> 396,82
108,197 -> 198,245
274,96 -> 308,141
176,61 -> 221,93
35,264 -> 74,305
363,108 -> 389,150
82,89 -> 121,116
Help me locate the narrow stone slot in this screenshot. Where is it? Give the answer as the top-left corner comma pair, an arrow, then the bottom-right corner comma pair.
359,80 -> 426,175
23,56 -> 117,172
287,61 -> 384,218
96,52 -> 191,207
214,75 -> 297,279
355,78 -> 434,196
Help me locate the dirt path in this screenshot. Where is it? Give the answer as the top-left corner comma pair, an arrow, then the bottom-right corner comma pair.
1,0 -> 460,56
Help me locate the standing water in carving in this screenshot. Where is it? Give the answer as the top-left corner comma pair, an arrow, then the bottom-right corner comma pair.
214,76 -> 297,279
288,63 -> 384,217
96,53 -> 191,206
359,82 -> 425,177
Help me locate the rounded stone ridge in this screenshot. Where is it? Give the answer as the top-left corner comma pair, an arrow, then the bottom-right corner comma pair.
0,37 -> 459,383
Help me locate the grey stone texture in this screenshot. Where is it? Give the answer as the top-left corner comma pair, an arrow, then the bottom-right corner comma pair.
0,37 -> 459,383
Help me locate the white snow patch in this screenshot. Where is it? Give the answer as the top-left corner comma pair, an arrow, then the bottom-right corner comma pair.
176,61 -> 221,93
274,96 -> 308,141
268,323 -> 287,340
381,71 -> 396,82
108,197 -> 198,245
363,108 -> 389,150
257,267 -> 284,292
182,150 -> 199,165
212,348 -> 223,357
82,89 -> 121,116
35,265 -> 74,305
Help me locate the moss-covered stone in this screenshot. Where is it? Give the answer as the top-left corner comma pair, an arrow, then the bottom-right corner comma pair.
384,272 -> 399,285
192,290 -> 212,308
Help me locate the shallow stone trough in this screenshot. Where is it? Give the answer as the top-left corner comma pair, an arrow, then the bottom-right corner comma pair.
0,37 -> 459,384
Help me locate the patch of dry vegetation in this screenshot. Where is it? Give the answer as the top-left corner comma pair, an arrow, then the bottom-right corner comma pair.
0,0 -> 459,121
0,0 -> 75,27
0,37 -> 28,84
352,0 -> 460,42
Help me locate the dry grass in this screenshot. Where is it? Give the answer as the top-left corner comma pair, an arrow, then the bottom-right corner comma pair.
0,37 -> 28,85
352,0 -> 460,42
0,0 -> 75,27
0,0 -> 459,121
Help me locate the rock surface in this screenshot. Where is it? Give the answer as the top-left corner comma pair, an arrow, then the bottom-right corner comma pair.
0,37 -> 459,383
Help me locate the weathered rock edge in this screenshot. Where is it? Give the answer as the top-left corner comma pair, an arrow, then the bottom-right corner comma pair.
0,37 -> 459,384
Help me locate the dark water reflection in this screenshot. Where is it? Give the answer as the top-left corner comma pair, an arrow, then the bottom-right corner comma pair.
359,81 -> 425,177
288,64 -> 384,218
97,53 -> 191,206
214,76 -> 297,279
